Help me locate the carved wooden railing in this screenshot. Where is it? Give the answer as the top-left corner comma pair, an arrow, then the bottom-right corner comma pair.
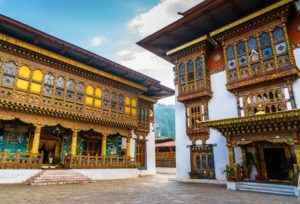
66,155 -> 136,169
0,150 -> 43,169
156,152 -> 176,167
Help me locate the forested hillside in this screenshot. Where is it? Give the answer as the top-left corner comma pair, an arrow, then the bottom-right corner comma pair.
154,104 -> 175,138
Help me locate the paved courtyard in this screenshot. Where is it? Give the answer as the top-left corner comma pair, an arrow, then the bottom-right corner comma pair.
0,173 -> 297,204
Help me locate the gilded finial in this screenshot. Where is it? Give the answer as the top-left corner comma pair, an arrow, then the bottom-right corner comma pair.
255,105 -> 265,115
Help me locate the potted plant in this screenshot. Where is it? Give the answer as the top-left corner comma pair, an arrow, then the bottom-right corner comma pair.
222,166 -> 236,181
288,171 -> 299,185
188,171 -> 198,179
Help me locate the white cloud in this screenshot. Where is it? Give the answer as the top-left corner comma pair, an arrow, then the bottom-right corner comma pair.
127,0 -> 202,37
89,36 -> 106,47
113,0 -> 203,104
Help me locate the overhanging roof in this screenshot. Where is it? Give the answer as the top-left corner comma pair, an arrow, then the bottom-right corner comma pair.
137,0 -> 280,63
201,109 -> 300,136
0,14 -> 174,99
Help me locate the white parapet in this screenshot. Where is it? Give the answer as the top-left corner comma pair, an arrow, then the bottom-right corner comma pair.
293,48 -> 300,108
0,169 -> 42,184
72,169 -> 141,180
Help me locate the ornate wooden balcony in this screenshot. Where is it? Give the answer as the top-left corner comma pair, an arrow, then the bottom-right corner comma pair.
226,65 -> 299,91
0,86 -> 137,128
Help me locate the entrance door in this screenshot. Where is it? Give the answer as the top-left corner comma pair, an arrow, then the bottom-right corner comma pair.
263,148 -> 288,180
136,140 -> 145,167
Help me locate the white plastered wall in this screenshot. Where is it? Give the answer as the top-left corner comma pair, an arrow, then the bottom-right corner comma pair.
175,85 -> 192,179
293,48 -> 300,108
132,123 -> 156,176
207,71 -> 239,180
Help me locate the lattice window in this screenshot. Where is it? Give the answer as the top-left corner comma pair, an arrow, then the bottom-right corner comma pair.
187,103 -> 207,129
94,88 -> 102,108
16,65 -> 30,91
43,73 -> 54,95
225,25 -> 291,82
76,82 -> 85,103
111,92 -> 117,111
30,70 -> 43,94
103,89 -> 110,109
85,85 -> 94,106
238,84 -> 293,116
118,94 -> 124,112
2,61 -> 17,87
66,79 -> 75,101
55,76 -> 65,98
131,98 -> 137,116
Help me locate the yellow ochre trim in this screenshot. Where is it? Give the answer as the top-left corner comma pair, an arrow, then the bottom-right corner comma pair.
0,34 -> 147,92
166,35 -> 208,56
210,0 -> 293,37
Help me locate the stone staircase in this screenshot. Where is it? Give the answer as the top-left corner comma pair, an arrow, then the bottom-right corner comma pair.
237,182 -> 296,196
27,170 -> 92,185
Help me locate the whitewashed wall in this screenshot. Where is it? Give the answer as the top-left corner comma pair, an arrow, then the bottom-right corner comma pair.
141,123 -> 156,175
175,85 -> 192,179
132,123 -> 156,176
293,48 -> 300,108
0,170 -> 42,184
207,71 -> 239,180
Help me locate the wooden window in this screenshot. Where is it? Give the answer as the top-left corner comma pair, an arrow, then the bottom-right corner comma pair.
43,73 -> 54,96
238,84 -> 292,116
2,61 -> 17,87
131,98 -> 137,116
85,85 -> 94,106
125,96 -> 131,115
111,92 -> 117,111
94,88 -> 102,108
30,70 -> 43,94
55,76 -> 65,98
66,79 -> 75,101
103,89 -> 110,109
118,94 -> 124,112
16,65 -> 30,91
76,82 -> 85,103
187,103 -> 206,129
225,25 -> 291,82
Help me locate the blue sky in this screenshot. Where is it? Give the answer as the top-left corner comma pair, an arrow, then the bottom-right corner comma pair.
0,0 -> 202,104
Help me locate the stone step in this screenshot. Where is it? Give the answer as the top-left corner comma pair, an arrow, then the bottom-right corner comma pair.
27,170 -> 91,186
238,182 -> 295,189
238,187 -> 295,196
237,182 -> 295,196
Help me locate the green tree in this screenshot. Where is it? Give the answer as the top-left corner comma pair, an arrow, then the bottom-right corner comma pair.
154,104 -> 175,138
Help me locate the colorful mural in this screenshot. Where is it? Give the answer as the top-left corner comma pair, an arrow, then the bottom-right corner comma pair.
61,134 -> 71,160
106,135 -> 122,156
0,126 -> 29,152
76,135 -> 84,155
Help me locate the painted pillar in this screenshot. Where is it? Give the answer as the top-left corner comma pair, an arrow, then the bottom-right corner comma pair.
227,144 -> 235,168
101,135 -> 107,158
71,128 -> 78,156
31,124 -> 42,154
294,145 -> 300,170
241,146 -> 249,178
126,137 -> 131,158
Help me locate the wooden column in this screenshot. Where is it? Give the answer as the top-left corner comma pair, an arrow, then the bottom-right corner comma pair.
126,137 -> 131,158
101,135 -> 107,158
294,145 -> 300,170
241,146 -> 249,178
227,144 -> 235,168
71,128 -> 78,156
31,124 -> 42,154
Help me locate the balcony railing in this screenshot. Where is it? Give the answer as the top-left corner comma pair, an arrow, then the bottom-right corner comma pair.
66,155 -> 137,169
0,150 -> 43,169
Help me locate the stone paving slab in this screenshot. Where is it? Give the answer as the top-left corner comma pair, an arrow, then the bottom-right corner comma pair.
0,174 -> 297,204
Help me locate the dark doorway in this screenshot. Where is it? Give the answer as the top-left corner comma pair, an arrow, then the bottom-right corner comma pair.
263,148 -> 288,180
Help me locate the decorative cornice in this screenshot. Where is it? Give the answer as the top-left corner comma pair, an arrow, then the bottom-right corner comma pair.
166,35 -> 208,56
0,99 -> 136,129
139,95 -> 158,103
